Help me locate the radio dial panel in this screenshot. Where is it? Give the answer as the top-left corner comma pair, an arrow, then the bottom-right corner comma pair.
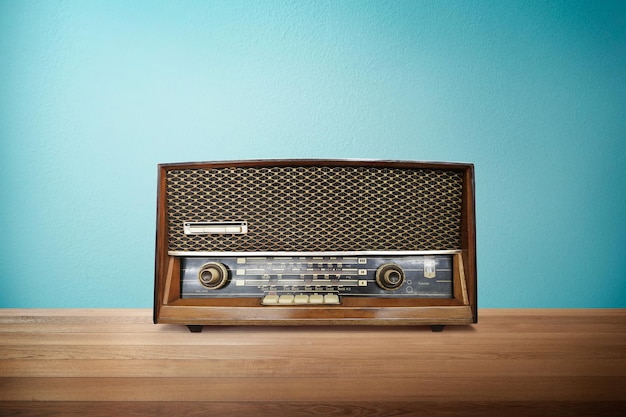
181,253 -> 454,303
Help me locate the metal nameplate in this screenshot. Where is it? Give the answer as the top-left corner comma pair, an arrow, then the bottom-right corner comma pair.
183,221 -> 248,235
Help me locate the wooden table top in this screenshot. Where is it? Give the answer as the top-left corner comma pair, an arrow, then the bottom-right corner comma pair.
1,308 -> 624,416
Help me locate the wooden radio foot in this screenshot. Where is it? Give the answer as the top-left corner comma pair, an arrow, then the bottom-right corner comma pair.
186,325 -> 204,333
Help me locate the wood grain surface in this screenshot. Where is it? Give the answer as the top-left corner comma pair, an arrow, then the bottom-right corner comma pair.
1,309 -> 624,416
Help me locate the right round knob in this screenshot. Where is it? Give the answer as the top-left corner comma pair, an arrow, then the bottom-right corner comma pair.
375,263 -> 405,291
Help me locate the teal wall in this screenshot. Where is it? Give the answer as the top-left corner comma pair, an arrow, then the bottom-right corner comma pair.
1,0 -> 625,308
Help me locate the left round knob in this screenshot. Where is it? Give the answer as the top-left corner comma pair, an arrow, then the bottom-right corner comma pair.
197,262 -> 229,289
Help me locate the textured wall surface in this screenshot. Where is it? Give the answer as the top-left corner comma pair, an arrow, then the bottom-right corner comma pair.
1,0 -> 625,308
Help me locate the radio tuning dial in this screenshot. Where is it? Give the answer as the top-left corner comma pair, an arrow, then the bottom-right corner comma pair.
375,263 -> 405,291
197,262 -> 229,289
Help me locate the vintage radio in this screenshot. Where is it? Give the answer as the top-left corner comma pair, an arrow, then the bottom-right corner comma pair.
153,159 -> 477,332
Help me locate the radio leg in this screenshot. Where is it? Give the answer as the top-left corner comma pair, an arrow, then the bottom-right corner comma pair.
187,325 -> 204,333
430,325 -> 445,332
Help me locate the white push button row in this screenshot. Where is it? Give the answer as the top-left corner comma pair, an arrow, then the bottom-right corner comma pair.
261,294 -> 341,305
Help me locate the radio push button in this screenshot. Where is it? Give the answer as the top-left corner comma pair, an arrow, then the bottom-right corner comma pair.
294,294 -> 309,304
324,294 -> 340,304
308,294 -> 324,304
278,295 -> 295,304
262,294 -> 279,305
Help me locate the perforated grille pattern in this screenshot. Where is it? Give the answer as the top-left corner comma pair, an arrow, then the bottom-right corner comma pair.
166,165 -> 463,252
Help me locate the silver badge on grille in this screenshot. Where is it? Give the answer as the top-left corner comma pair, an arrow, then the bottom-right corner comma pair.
183,221 -> 248,235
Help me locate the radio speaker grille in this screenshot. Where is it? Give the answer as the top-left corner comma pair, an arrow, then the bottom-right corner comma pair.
165,165 -> 463,252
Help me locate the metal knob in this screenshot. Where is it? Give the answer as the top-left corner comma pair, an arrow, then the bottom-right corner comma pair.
375,263 -> 405,291
197,262 -> 229,289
